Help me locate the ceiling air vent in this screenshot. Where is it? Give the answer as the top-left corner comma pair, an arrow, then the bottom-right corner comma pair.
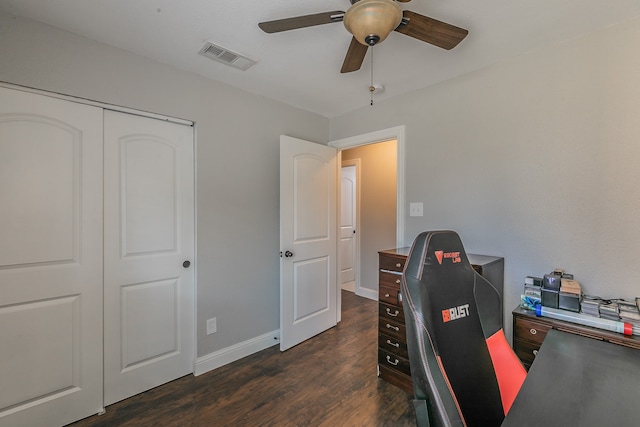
198,42 -> 257,71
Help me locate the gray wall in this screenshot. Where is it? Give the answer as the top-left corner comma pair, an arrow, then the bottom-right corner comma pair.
342,141 -> 397,294
4,9 -> 640,357
0,13 -> 329,357
330,17 -> 640,339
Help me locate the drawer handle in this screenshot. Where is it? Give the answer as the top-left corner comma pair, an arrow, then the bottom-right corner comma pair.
386,308 -> 400,317
532,349 -> 538,356
386,355 -> 399,366
395,263 -> 402,268
386,323 -> 399,332
386,339 -> 400,348
384,293 -> 391,298
529,328 -> 537,335
395,279 -> 401,284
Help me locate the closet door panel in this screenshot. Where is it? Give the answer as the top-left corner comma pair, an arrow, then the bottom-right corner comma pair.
0,118 -> 76,266
103,110 -> 194,406
0,87 -> 103,427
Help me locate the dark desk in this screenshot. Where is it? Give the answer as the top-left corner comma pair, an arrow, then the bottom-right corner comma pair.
503,329 -> 640,426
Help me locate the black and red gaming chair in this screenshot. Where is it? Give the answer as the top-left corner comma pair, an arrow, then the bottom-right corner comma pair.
401,231 -> 526,427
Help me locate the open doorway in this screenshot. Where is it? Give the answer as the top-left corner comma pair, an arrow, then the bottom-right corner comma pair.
331,125 -> 405,317
339,140 -> 397,300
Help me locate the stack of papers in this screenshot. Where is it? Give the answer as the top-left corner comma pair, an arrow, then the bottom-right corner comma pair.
599,302 -> 620,321
618,300 -> 640,325
579,295 -> 640,325
581,296 -> 601,317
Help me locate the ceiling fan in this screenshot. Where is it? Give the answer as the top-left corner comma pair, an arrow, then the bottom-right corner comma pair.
258,0 -> 468,73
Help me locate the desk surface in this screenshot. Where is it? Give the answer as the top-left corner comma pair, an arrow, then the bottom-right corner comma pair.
503,329 -> 640,426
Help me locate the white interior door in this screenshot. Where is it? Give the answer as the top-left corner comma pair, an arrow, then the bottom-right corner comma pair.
280,135 -> 337,351
103,110 -> 194,405
0,87 -> 104,426
340,164 -> 357,288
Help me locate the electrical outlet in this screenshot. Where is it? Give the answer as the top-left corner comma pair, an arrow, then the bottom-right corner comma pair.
206,317 -> 217,335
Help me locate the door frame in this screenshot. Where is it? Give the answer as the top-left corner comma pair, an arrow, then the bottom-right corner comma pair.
329,125 -> 406,318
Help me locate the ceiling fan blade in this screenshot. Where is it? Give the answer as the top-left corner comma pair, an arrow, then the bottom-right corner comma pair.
394,10 -> 468,50
341,37 -> 368,73
259,11 -> 344,33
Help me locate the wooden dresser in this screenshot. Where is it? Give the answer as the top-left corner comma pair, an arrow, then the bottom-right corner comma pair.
377,247 -> 504,393
512,306 -> 640,370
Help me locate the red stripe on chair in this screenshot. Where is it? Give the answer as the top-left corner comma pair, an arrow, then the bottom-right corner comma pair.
485,329 -> 526,414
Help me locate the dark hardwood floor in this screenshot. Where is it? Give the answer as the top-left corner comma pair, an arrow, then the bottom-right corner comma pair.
69,290 -> 415,426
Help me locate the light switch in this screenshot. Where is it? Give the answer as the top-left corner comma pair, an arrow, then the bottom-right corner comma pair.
409,202 -> 423,217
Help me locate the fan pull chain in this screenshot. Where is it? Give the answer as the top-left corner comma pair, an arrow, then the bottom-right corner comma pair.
369,47 -> 374,106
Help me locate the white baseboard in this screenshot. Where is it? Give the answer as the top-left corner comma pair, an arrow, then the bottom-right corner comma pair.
341,281 -> 356,292
194,330 -> 280,376
356,286 -> 378,301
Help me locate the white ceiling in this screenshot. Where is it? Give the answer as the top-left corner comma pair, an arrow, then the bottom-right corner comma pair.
2,0 -> 640,117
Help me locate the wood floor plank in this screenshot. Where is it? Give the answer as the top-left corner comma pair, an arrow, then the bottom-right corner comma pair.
68,291 -> 415,426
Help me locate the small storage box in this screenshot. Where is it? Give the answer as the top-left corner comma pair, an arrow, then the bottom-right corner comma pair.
559,292 -> 581,312
541,288 -> 559,308
543,273 -> 561,291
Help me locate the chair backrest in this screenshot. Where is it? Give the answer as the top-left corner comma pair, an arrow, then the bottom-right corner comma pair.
401,231 -> 525,427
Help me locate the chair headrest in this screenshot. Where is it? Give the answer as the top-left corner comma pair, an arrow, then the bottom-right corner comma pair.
404,230 -> 472,283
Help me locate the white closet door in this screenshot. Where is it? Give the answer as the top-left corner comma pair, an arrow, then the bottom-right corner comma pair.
0,87 -> 104,426
103,110 -> 194,405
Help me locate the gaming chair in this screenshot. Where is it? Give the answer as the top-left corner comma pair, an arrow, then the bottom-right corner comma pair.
401,231 -> 526,427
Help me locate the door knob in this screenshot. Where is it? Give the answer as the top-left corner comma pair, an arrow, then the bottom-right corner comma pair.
284,250 -> 294,258
183,260 -> 191,268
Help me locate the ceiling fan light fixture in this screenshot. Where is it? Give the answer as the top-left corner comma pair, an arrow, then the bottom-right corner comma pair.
343,0 -> 403,46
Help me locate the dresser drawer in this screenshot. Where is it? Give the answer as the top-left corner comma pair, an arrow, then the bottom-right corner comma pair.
379,271 -> 403,288
379,284 -> 400,305
378,248 -> 412,392
513,305 -> 640,372
378,348 -> 411,376
514,317 -> 551,346
513,337 -> 540,367
379,302 -> 404,323
379,317 -> 406,341
379,255 -> 406,273
379,332 -> 408,359
378,364 -> 413,394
